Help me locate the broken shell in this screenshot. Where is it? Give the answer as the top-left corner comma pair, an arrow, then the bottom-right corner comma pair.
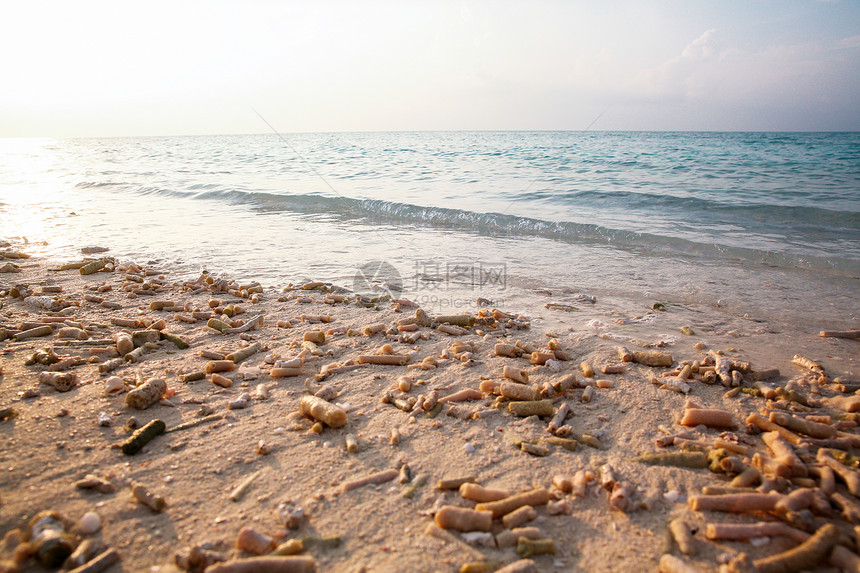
104,376 -> 127,395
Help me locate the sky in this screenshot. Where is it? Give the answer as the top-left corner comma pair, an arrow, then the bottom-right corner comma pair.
1,0 -> 858,137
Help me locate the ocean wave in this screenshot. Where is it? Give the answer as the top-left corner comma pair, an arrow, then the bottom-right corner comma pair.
522,188 -> 860,229
75,181 -> 126,189
113,185 -> 859,275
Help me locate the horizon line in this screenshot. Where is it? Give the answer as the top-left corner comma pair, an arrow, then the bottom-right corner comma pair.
3,128 -> 860,140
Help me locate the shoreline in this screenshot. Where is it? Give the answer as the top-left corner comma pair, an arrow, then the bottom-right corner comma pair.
1,241 -> 859,572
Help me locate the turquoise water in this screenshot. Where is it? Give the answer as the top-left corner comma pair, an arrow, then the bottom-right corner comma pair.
1,131 -> 858,325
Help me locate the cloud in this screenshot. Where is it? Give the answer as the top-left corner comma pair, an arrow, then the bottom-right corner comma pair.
620,28 -> 860,130
631,29 -> 721,100
838,35 -> 860,49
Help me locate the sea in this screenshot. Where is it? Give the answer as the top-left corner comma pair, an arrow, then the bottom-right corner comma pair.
1,131 -> 858,329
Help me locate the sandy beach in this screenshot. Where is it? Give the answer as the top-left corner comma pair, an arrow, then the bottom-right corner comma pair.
1,239 -> 859,573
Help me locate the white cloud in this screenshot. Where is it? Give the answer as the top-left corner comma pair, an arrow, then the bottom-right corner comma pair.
838,35 -> 860,49
631,29 -> 721,100
618,28 -> 860,130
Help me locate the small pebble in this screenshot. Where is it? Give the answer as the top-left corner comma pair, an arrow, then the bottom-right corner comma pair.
78,511 -> 101,535
460,531 -> 494,547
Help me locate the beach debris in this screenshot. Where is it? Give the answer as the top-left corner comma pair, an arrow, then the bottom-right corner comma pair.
631,350 -> 673,367
516,537 -> 555,558
7,248 -> 860,573
499,382 -> 539,402
435,506 -> 493,532
440,388 -> 483,403
75,474 -> 116,493
174,544 -> 226,572
580,385 -> 595,403
165,413 -> 224,434
508,400 -> 553,418
436,475 -> 476,490
160,330 -> 190,349
28,510 -> 74,567
211,373 -> 233,387
341,468 -> 398,492
14,325 -> 53,343
475,488 -> 550,519
64,538 -> 103,569
544,303 -> 578,312
125,377 -> 167,409
278,501 -> 305,529
300,395 -> 347,428
229,470 -> 262,502
460,483 -> 509,503
77,512 -> 101,535
752,523 -> 839,573
39,371 -> 77,392
236,527 -> 276,555
580,361 -> 595,378
770,411 -> 835,439
680,407 -> 735,429
0,406 -> 17,421
79,258 -> 108,275
635,451 -> 708,469
66,547 -> 120,573
609,482 -> 634,512
131,481 -> 166,512
502,365 -> 529,383
272,539 -> 304,556
494,559 -> 537,573
819,329 -> 860,339
104,376 -> 128,395
345,433 -> 358,453
225,342 -> 261,363
435,314 -> 474,327
303,330 -> 326,345
668,518 -> 696,556
495,527 -> 543,549
357,354 -> 409,366
121,419 -> 166,455
502,505 -> 537,529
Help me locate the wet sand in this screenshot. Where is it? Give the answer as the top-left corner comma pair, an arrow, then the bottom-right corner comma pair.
1,240 -> 859,573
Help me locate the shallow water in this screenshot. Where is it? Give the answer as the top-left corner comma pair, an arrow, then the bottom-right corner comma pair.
1,131 -> 858,328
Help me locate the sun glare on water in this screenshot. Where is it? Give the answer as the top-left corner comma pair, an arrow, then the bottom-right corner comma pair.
0,138 -> 71,252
